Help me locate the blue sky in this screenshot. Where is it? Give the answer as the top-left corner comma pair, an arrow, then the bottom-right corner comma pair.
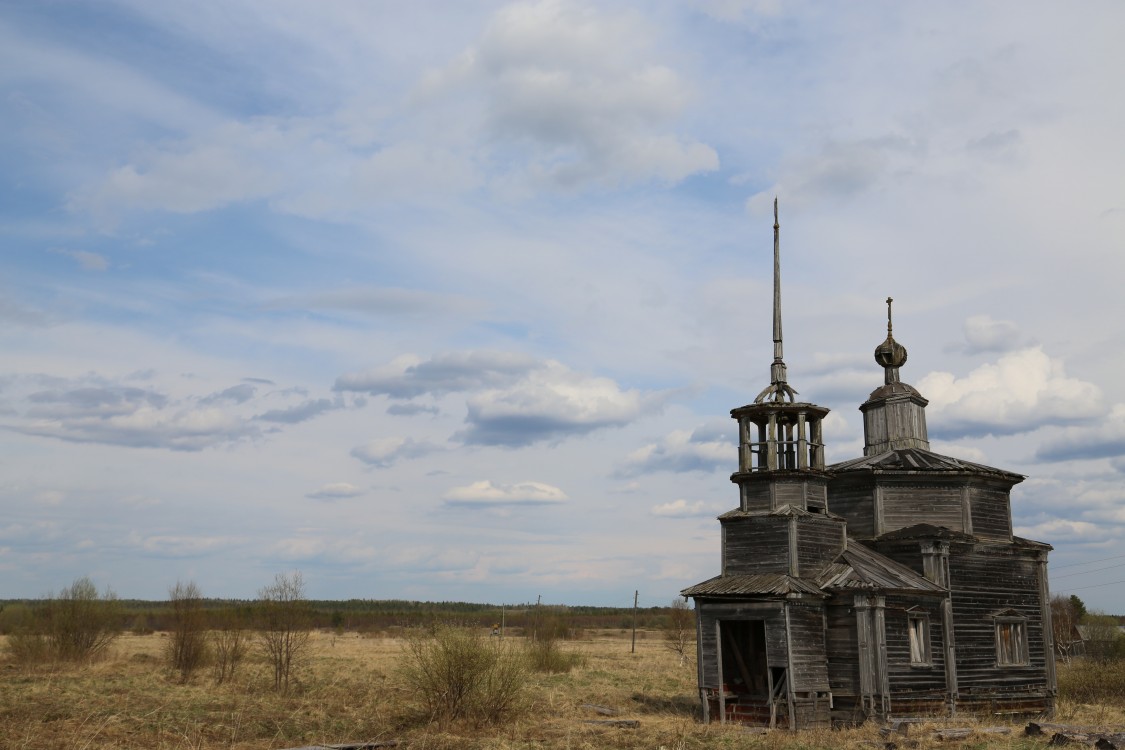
3,0 -> 1125,610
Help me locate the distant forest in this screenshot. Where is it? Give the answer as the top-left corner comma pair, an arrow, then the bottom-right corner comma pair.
0,597 -> 679,635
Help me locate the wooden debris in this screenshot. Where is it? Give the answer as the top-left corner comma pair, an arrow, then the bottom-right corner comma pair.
1025,723 -> 1125,750
582,719 -> 640,729
580,703 -> 619,716
282,743 -> 398,750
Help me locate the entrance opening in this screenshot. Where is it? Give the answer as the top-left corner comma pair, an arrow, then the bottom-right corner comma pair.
720,620 -> 769,696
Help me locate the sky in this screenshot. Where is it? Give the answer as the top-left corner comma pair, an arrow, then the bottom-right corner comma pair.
2,0 -> 1125,610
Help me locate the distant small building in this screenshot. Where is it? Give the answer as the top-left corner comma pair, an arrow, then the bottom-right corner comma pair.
682,204 -> 1056,728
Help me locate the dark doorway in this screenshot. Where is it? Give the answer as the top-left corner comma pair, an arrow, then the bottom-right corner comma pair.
720,620 -> 769,696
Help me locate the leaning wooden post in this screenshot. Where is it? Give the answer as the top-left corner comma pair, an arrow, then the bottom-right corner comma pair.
631,590 -> 639,654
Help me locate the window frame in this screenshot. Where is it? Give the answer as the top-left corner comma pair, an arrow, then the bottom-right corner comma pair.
907,611 -> 932,667
994,616 -> 1030,667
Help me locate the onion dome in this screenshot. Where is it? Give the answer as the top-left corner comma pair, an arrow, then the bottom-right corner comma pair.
875,297 -> 907,384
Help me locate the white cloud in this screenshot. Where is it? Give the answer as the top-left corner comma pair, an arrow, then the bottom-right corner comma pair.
52,248 -> 109,271
617,422 -> 733,477
961,314 -> 1024,354
443,479 -> 567,506
1036,403 -> 1125,463
651,499 -> 714,518
422,0 -> 718,189
460,359 -> 652,446
306,482 -> 364,500
351,436 -> 443,468
129,533 -> 232,558
73,121 -> 285,219
919,347 -> 1103,439
337,351 -> 655,447
1014,519 -> 1109,544
266,286 -> 486,319
335,351 -> 538,399
1,372 -> 339,451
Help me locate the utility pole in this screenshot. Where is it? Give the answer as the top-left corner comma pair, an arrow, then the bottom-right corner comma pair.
631,590 -> 639,654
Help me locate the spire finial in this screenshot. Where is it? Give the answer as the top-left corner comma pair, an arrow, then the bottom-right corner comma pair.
754,197 -> 799,403
875,296 -> 908,385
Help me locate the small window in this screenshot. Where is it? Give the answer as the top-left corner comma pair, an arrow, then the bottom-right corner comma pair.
908,614 -> 931,665
995,619 -> 1029,666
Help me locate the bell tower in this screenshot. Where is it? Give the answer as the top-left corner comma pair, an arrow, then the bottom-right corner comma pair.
730,199 -> 831,516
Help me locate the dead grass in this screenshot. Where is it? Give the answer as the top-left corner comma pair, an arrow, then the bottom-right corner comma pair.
1,631 -> 1123,750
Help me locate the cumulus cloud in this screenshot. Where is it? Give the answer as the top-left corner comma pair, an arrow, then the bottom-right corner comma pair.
351,436 -> 443,468
255,397 -> 338,424
72,1 -> 717,224
443,479 -> 567,506
1014,519 -> 1110,544
423,0 -> 718,189
307,482 -> 364,500
959,314 -> 1025,354
616,422 -> 734,477
1035,403 -> 1125,463
1,372 -> 340,451
335,351 -> 538,398
919,347 -> 1103,439
748,135 -> 923,212
339,351 -> 655,447
459,360 -> 651,446
651,499 -> 715,518
201,383 -> 257,404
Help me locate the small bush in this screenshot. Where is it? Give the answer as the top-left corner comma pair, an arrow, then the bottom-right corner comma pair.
399,626 -> 527,727
166,581 -> 209,681
6,631 -> 52,664
256,571 -> 312,693
211,609 -> 249,685
1058,659 -> 1125,705
526,636 -> 583,673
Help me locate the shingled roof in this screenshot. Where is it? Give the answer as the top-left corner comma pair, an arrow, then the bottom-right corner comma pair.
829,447 -> 1024,482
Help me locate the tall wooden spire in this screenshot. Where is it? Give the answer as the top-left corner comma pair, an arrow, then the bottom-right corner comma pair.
756,198 -> 798,403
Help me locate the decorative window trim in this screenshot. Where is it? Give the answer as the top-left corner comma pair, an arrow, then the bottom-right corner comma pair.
993,616 -> 1030,667
907,610 -> 932,666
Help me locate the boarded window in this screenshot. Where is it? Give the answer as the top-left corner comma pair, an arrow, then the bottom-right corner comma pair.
996,619 -> 1028,666
908,614 -> 930,665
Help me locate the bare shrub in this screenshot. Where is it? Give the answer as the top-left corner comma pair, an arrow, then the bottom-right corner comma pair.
664,598 -> 694,665
256,571 -> 312,693
166,580 -> 209,681
1082,611 -> 1125,662
399,625 -> 527,727
212,608 -> 248,685
42,577 -> 121,662
526,636 -> 582,673
1058,658 -> 1125,705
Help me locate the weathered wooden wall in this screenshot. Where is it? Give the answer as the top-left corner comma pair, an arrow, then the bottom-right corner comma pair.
695,600 -> 788,690
883,594 -> 949,714
968,485 -> 1013,541
721,519 -> 790,575
795,517 -> 846,576
882,483 -> 964,533
825,480 -> 875,538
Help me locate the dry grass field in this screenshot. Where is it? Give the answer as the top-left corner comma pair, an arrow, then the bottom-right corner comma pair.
2,630 -> 1123,750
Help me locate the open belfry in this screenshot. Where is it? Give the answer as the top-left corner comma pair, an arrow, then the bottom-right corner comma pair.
682,202 -> 1056,728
